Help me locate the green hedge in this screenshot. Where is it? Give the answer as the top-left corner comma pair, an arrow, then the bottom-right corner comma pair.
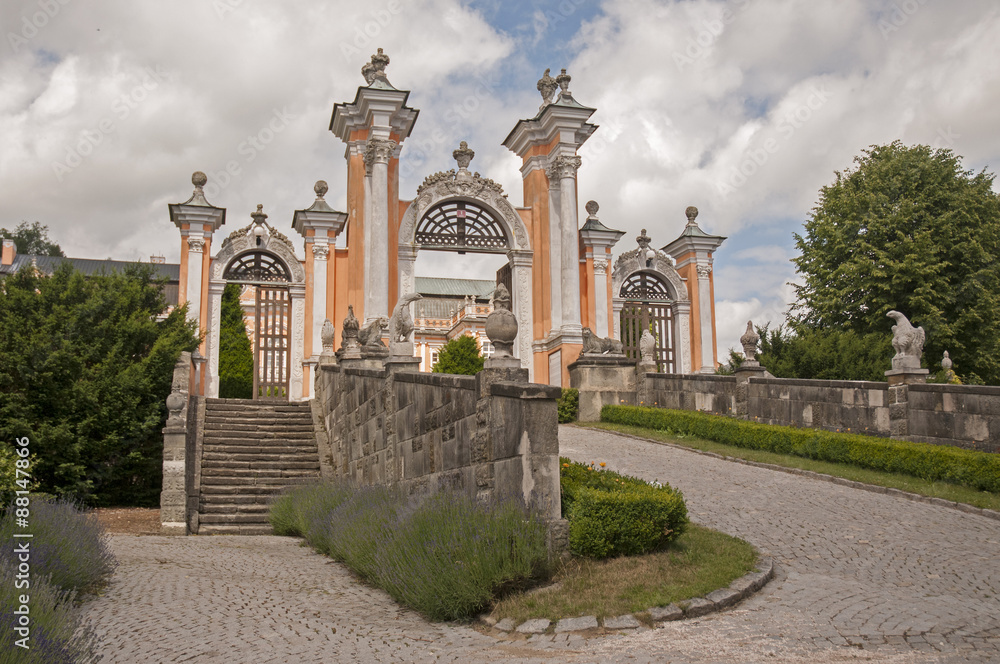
601,405 -> 1000,493
557,388 -> 579,423
560,459 -> 688,559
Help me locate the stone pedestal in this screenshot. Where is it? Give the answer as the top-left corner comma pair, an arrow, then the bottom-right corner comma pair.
160,352 -> 191,535
568,355 -> 636,421
735,363 -> 767,420
885,368 -> 929,439
635,359 -> 657,406
385,355 -> 421,375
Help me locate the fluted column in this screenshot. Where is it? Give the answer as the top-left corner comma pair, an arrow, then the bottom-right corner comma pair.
594,258 -> 609,338
549,155 -> 583,340
696,263 -> 715,373
185,236 -> 205,325
311,243 -> 330,358
205,281 -> 225,398
364,137 -> 397,324
546,179 -> 563,335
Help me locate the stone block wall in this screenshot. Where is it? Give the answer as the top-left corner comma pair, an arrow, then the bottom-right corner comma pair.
905,383 -> 1000,452
747,378 -> 890,435
642,373 -> 737,416
314,363 -> 563,522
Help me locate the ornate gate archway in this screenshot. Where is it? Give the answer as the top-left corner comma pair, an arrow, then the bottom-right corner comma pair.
619,271 -> 675,372
397,154 -> 534,377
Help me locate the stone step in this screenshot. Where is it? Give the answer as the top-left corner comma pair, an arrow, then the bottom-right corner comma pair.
202,452 -> 320,464
200,460 -> 321,472
199,503 -> 271,514
200,475 -> 319,487
199,524 -> 274,535
199,485 -> 288,496
199,513 -> 272,525
203,430 -> 315,441
201,446 -> 318,457
203,417 -> 313,426
196,494 -> 270,506
201,466 -> 319,477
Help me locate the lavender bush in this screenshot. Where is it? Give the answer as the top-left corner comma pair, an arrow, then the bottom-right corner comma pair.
269,481 -> 353,537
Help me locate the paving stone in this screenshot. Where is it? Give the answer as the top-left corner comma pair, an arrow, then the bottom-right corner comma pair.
704,588 -> 742,609
493,618 -> 515,632
682,597 -> 716,617
647,604 -> 683,621
515,618 -> 551,634
554,616 -> 598,632
603,614 -> 641,630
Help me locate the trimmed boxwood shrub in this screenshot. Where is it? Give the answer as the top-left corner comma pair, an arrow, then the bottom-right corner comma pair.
560,459 -> 688,559
557,388 -> 579,423
601,405 -> 1000,493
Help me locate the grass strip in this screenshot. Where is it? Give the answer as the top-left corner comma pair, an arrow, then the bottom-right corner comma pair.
580,421 -> 1000,512
489,523 -> 756,623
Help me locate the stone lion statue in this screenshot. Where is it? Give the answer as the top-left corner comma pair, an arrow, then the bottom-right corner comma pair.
582,327 -> 625,356
357,316 -> 389,347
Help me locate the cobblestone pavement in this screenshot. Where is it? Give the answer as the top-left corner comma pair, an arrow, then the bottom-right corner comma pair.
80,426 -> 1000,663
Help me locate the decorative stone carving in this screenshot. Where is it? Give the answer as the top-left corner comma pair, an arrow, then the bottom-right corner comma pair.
364,137 -> 397,172
740,320 -> 760,364
311,243 -> 330,260
358,316 -> 389,348
593,258 -> 608,275
686,206 -> 699,225
362,47 -> 391,86
581,327 -> 625,356
213,203 -> 303,282
485,283 -> 519,368
314,180 -> 328,198
340,305 -> 361,357
537,68 -> 557,109
942,351 -> 958,383
555,68 -> 571,95
187,236 -> 205,252
165,387 -> 186,427
452,141 -> 475,171
639,329 -> 656,363
321,319 -> 336,354
389,292 -> 422,356
546,155 -> 582,181
887,310 -> 925,370
696,263 -> 712,279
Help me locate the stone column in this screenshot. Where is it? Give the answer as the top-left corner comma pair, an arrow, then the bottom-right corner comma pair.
696,263 -> 715,373
311,243 -> 330,358
397,244 -> 418,303
509,249 -> 535,380
289,284 -> 306,401
612,299 -> 622,341
364,137 -> 397,324
674,301 -> 693,374
205,281 -> 225,398
594,258 -> 609,338
161,352 -> 191,535
546,180 -> 563,335
551,156 -> 583,339
185,236 -> 205,325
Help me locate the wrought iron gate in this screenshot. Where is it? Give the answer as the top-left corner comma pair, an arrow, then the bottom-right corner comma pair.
619,271 -> 675,373
254,286 -> 290,399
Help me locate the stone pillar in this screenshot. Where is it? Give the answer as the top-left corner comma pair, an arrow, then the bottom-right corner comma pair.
161,352 -> 191,535
547,180 -> 563,335
205,281 -> 225,398
885,371 -> 928,439
311,243 -> 330,358
289,284 -> 307,401
735,321 -> 766,419
185,236 -> 205,324
397,244 -> 418,304
551,156 -> 583,340
569,355 -> 636,421
508,249 -> 535,378
674,301 -> 693,374
593,258 -> 610,338
696,263 -> 715,373
364,137 -> 397,324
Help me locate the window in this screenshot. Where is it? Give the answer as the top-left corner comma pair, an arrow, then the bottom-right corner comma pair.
481,340 -> 494,358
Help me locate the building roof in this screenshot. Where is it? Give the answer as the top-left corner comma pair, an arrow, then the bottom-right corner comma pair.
414,276 -> 495,298
1,254 -> 180,280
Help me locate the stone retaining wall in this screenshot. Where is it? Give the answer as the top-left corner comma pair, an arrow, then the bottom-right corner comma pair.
905,383 -> 1000,452
642,373 -> 737,416
747,378 -> 889,435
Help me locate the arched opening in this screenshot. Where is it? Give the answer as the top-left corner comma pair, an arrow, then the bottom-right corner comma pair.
620,270 -> 676,372
222,251 -> 292,399
414,199 -> 510,254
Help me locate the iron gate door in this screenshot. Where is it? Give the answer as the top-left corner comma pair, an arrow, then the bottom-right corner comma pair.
254,286 -> 290,399
620,271 -> 675,373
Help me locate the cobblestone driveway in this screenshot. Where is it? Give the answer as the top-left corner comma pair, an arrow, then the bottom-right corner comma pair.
81,426 -> 1000,663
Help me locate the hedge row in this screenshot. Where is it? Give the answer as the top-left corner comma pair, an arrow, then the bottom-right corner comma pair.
600,405 -> 1000,493
560,459 -> 688,558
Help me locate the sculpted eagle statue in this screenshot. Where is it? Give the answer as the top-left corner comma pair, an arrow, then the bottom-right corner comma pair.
390,292 -> 423,343
887,310 -> 925,369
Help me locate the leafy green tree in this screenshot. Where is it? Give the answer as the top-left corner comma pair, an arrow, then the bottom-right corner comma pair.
791,141 -> 1000,384
431,335 -> 484,375
218,283 -> 254,399
0,221 -> 64,256
0,262 -> 199,505
756,324 -> 892,382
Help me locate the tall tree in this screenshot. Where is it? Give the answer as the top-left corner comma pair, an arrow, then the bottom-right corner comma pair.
218,283 -> 254,399
0,221 -> 64,256
431,334 -> 484,375
0,262 -> 199,505
791,141 -> 1000,384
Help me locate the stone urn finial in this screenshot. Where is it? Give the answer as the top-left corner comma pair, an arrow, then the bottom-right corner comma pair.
321,318 -> 336,353
686,206 -> 699,225
485,283 -> 518,366
585,200 -> 599,218
556,68 -> 571,95
453,141 -> 475,171
941,350 -> 952,372
740,320 -> 760,364
251,203 -> 268,224
192,171 -> 207,188
314,180 -> 328,198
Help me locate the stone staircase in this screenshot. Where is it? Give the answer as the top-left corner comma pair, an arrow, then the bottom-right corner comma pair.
198,398 -> 321,535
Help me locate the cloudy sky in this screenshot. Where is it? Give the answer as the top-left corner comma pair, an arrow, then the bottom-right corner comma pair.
2,0 -> 998,354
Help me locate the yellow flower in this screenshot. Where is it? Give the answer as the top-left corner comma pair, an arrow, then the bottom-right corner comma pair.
599,462 -> 606,467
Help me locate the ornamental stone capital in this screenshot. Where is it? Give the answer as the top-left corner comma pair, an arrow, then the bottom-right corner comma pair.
187,236 -> 206,253
364,137 -> 398,172
311,243 -> 330,260
696,263 -> 712,279
546,155 -> 582,181
593,258 -> 608,275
